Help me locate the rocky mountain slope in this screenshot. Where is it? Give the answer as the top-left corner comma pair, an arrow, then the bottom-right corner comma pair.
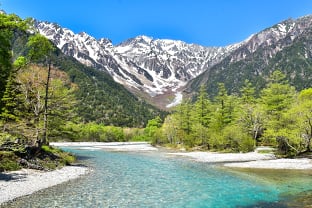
35,21 -> 243,108
187,15 -> 312,96
35,15 -> 312,107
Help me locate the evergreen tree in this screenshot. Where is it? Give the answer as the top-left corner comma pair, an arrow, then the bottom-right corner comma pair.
193,85 -> 211,127
238,80 -> 263,146
0,75 -> 22,122
211,83 -> 234,131
174,100 -> 192,145
192,85 -> 211,146
261,70 -> 297,153
240,79 -> 255,104
261,70 -> 295,119
0,13 -> 28,110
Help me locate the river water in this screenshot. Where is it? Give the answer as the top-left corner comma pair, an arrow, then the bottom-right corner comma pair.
4,147 -> 312,207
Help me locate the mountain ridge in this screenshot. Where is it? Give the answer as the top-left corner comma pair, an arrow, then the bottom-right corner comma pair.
35,14 -> 312,108
35,20 -> 243,108
186,14 -> 312,96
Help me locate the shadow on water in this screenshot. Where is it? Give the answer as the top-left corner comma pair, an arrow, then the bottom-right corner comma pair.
225,167 -> 312,208
284,190 -> 312,208
237,201 -> 289,208
239,190 -> 312,208
75,155 -> 95,161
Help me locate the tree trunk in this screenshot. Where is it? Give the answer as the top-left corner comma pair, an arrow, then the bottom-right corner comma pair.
42,60 -> 51,146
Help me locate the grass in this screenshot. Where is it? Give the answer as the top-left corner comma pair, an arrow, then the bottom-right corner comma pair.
257,149 -> 274,154
41,145 -> 76,166
0,145 -> 77,172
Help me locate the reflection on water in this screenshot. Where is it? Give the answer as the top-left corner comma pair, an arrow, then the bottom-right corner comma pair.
2,148 -> 312,208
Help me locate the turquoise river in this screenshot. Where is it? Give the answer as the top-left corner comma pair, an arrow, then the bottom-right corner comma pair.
3,147 -> 312,207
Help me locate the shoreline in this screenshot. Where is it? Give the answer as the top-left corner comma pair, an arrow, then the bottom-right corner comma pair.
0,165 -> 89,205
50,141 -> 158,151
168,151 -> 312,170
53,142 -> 312,170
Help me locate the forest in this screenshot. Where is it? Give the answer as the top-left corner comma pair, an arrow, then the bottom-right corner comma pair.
149,75 -> 312,157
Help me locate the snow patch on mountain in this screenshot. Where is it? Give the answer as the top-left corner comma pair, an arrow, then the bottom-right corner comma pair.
166,92 -> 183,108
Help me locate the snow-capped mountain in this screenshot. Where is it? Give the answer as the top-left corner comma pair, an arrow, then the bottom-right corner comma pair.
35,21 -> 241,106
35,15 -> 312,108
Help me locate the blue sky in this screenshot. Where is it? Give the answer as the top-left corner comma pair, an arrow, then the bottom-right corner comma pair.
2,0 -> 312,46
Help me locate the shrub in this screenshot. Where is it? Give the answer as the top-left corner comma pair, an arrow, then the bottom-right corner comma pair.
0,151 -> 20,172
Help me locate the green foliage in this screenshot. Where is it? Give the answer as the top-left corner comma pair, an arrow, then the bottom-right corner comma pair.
261,70 -> 295,115
240,79 -> 256,104
0,151 -> 21,172
13,56 -> 27,69
155,71 -> 312,156
51,52 -> 165,127
193,85 -> 211,127
41,145 -> 75,165
27,34 -> 55,62
47,78 -> 79,140
63,122 -> 127,142
100,126 -> 125,142
212,83 -> 237,129
0,74 -> 23,122
260,71 -> 297,153
144,116 -> 162,137
222,125 -> 254,152
0,12 -> 28,110
299,88 -> 312,100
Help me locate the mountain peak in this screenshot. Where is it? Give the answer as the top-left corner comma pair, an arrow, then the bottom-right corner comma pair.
136,35 -> 153,42
116,35 -> 153,47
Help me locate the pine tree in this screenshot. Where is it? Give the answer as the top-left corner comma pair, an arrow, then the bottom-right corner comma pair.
238,80 -> 263,146
261,70 -> 295,118
240,79 -> 255,104
174,100 -> 192,145
0,13 -> 28,110
194,85 -> 211,127
192,85 -> 211,146
0,74 -> 23,123
212,83 -> 234,130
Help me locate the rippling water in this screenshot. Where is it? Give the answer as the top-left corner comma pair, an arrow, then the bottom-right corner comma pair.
4,148 -> 312,207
